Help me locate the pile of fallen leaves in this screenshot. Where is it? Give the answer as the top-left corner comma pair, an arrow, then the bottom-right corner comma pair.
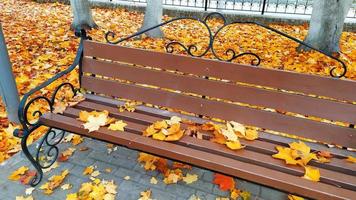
143,116 -> 184,141
200,121 -> 258,150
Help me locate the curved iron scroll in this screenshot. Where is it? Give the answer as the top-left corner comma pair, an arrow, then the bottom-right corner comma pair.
13,30 -> 88,186
14,30 -> 87,137
105,12 -> 347,78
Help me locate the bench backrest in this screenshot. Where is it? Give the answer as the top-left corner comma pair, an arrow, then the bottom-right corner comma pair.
82,40 -> 356,148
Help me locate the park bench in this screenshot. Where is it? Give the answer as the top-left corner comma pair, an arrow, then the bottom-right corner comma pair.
15,13 -> 356,200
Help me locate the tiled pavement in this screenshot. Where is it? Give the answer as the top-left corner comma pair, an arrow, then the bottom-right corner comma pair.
0,132 -> 289,200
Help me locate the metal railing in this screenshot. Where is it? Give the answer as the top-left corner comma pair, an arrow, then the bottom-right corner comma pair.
105,0 -> 356,18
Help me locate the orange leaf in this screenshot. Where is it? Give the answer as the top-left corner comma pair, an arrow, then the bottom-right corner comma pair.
213,173 -> 235,191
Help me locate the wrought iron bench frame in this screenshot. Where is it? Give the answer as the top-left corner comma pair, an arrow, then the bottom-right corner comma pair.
14,12 -> 355,199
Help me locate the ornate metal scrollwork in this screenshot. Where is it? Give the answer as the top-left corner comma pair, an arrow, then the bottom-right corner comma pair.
105,12 -> 347,78
14,30 -> 87,186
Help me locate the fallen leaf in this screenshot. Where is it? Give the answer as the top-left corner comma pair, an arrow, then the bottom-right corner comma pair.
226,140 -> 244,150
83,165 -> 94,175
25,187 -> 35,195
182,173 -> 198,184
83,113 -> 108,132
40,169 -> 69,194
15,196 -> 33,200
213,173 -> 235,191
8,166 -> 29,181
91,170 -> 100,177
303,166 -> 320,182
288,194 -> 305,200
346,155 -> 356,163
138,190 -> 153,200
61,183 -> 72,190
124,176 -> 130,180
150,177 -> 158,184
108,120 -> 127,131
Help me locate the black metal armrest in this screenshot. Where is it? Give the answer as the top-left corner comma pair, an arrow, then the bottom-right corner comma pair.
14,30 -> 88,137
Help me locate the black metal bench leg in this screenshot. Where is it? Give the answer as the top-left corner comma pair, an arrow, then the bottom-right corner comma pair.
19,127 -> 65,186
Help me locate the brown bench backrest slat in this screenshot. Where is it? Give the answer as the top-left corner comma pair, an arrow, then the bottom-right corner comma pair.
83,41 -> 356,103
81,76 -> 356,147
82,58 -> 356,124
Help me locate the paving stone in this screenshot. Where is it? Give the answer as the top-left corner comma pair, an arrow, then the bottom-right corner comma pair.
68,157 -> 96,167
116,180 -> 148,199
202,171 -> 214,182
150,187 -> 177,200
0,133 -> 289,200
93,160 -> 118,174
114,167 -> 142,182
137,174 -> 167,190
165,182 -> 196,198
211,184 -> 229,196
237,179 -> 261,196
195,190 -> 219,200
185,179 -> 214,193
260,186 -> 288,200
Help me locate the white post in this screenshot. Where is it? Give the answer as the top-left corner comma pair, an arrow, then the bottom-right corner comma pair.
0,23 -> 20,123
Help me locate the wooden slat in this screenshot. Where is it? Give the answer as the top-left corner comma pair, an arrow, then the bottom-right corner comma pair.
73,100 -> 356,175
85,94 -> 356,159
83,41 -> 356,103
40,113 -> 356,200
63,105 -> 356,188
81,76 -> 356,148
83,58 -> 356,124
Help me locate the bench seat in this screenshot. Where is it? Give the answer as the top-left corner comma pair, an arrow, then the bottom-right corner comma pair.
39,94 -> 356,200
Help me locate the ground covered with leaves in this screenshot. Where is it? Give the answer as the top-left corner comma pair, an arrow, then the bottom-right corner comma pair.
0,0 -> 355,194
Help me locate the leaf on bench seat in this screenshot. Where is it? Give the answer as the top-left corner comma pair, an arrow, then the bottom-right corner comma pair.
346,155 -> 356,163
143,116 -> 185,142
303,166 -> 320,182
108,120 -> 127,132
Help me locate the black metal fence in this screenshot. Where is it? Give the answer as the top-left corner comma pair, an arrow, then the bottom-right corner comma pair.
106,0 -> 356,18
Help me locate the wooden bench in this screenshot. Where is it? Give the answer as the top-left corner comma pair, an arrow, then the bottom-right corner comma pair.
16,20 -> 355,200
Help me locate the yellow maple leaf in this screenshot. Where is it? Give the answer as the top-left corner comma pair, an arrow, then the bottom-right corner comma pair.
83,113 -> 108,132
66,193 -> 77,200
182,173 -> 198,184
40,169 -> 69,194
244,129 -> 259,140
226,140 -> 244,150
165,130 -> 184,141
150,177 -> 158,184
346,155 -> 356,163
71,135 -> 83,145
152,132 -> 166,141
272,146 -> 299,165
302,166 -> 320,182
83,165 -> 94,175
143,125 -> 157,137
138,190 -> 153,200
137,152 -> 158,171
230,188 -> 241,200
288,194 -> 305,200
108,120 -> 127,131
240,191 -> 251,200
8,166 -> 29,181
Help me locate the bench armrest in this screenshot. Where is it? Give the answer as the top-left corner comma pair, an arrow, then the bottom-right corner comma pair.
14,31 -> 87,137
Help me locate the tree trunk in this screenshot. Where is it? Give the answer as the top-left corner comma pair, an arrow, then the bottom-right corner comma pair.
70,0 -> 98,31
0,23 -> 20,123
298,0 -> 352,55
140,0 -> 163,38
